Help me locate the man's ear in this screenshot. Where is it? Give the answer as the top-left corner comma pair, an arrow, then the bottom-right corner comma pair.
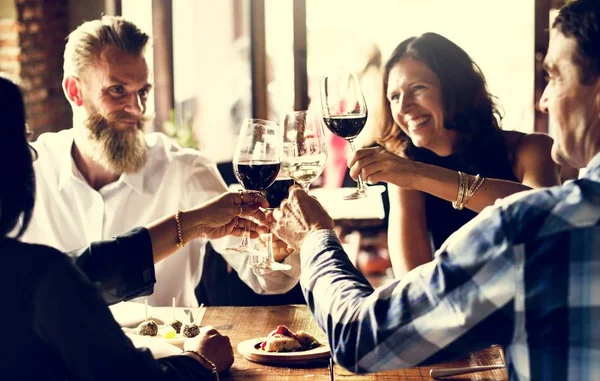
63,76 -> 84,107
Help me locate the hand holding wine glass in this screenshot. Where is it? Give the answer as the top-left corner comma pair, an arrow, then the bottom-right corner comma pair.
226,119 -> 280,256
272,186 -> 335,252
254,174 -> 296,266
227,118 -> 291,271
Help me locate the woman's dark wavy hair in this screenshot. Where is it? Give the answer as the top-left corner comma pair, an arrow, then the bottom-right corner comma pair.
553,0 -> 600,85
378,33 -> 508,173
0,76 -> 35,239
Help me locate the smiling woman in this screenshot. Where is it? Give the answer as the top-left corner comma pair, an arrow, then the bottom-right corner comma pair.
348,32 -> 563,277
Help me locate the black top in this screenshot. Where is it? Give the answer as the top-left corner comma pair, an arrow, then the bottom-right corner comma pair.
0,227 -> 214,381
423,152 -> 519,251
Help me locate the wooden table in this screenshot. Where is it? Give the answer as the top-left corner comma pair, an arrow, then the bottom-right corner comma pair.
181,305 -> 507,381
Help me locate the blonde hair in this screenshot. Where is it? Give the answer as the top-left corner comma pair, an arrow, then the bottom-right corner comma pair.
63,16 -> 149,77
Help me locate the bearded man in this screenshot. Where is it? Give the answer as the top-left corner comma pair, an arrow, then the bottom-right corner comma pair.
22,16 -> 299,307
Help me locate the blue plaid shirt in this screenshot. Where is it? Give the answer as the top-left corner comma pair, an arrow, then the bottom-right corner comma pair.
300,153 -> 600,381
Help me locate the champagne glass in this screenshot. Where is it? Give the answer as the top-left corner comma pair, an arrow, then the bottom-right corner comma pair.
225,119 -> 281,257
320,73 -> 379,200
281,110 -> 327,194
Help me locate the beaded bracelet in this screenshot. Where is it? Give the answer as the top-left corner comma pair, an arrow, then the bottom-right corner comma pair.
175,209 -> 185,248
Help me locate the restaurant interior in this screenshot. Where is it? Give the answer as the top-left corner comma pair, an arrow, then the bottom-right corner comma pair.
0,0 -> 576,380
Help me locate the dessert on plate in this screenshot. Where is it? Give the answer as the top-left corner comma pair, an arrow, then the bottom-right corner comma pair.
261,325 -> 320,352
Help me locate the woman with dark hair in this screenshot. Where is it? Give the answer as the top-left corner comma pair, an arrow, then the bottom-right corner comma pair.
348,33 -> 563,277
0,76 -> 269,379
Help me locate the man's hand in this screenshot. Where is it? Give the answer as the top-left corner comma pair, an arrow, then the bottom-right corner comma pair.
272,186 -> 334,251
254,233 -> 296,262
254,210 -> 296,262
183,325 -> 234,373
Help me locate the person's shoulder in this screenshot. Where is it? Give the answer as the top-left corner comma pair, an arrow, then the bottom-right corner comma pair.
502,130 -> 554,161
495,179 -> 599,241
32,129 -> 73,157
3,239 -> 67,269
442,183 -> 569,254
502,130 -> 557,179
145,132 -> 217,170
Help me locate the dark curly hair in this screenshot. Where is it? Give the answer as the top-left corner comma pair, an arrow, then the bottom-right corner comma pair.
553,0 -> 600,85
377,33 -> 508,174
0,76 -> 35,239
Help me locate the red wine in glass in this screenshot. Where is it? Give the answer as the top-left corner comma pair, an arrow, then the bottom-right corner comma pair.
227,118 -> 291,272
234,161 -> 281,191
261,177 -> 295,208
323,114 -> 367,140
320,73 -> 375,200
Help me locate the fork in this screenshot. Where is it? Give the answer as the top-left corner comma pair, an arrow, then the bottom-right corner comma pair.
430,364 -> 505,378
328,357 -> 335,381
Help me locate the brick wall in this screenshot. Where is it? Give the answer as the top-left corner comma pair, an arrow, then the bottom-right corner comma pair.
0,18 -> 20,78
15,0 -> 71,138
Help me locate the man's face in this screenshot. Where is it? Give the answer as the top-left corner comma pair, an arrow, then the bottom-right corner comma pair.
539,31 -> 600,169
78,46 -> 152,173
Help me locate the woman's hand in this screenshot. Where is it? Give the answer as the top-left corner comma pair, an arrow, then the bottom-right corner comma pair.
347,146 -> 420,189
186,191 -> 270,241
183,325 -> 234,373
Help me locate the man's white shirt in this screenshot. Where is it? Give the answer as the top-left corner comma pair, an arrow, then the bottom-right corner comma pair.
22,129 -> 299,306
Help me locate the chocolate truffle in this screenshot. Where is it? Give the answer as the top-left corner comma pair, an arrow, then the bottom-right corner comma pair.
167,319 -> 183,334
182,323 -> 200,338
136,320 -> 158,336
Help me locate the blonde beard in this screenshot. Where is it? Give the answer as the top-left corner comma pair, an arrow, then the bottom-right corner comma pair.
83,109 -> 148,174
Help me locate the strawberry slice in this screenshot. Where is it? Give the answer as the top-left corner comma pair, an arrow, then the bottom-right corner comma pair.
261,325 -> 298,350
274,325 -> 297,339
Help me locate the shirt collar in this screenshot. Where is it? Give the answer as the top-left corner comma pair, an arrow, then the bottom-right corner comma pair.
58,132 -> 77,191
120,170 -> 145,194
57,131 -> 145,194
581,152 -> 600,181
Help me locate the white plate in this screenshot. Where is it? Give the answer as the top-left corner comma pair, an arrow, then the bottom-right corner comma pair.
237,337 -> 331,365
110,302 -> 160,328
123,325 -> 186,348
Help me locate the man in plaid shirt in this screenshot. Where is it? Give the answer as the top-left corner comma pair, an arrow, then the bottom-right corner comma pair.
272,1 -> 600,379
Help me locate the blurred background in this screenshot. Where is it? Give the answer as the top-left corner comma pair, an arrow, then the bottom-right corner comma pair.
1,0 -> 565,147
0,0 -> 566,288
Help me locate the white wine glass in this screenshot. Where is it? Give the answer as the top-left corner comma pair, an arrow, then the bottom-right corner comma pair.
281,110 -> 327,194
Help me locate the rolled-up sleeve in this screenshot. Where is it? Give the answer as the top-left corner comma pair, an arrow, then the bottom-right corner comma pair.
67,227 -> 156,305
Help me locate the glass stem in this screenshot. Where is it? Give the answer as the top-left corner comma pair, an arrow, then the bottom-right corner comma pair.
239,226 -> 250,248
302,183 -> 311,195
238,190 -> 255,249
240,232 -> 249,248
349,140 -> 367,193
266,233 -> 274,263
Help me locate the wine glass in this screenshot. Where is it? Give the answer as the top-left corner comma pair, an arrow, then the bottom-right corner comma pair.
320,73 -> 380,200
225,118 -> 280,257
229,118 -> 291,272
281,110 -> 327,194
252,174 -> 295,271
